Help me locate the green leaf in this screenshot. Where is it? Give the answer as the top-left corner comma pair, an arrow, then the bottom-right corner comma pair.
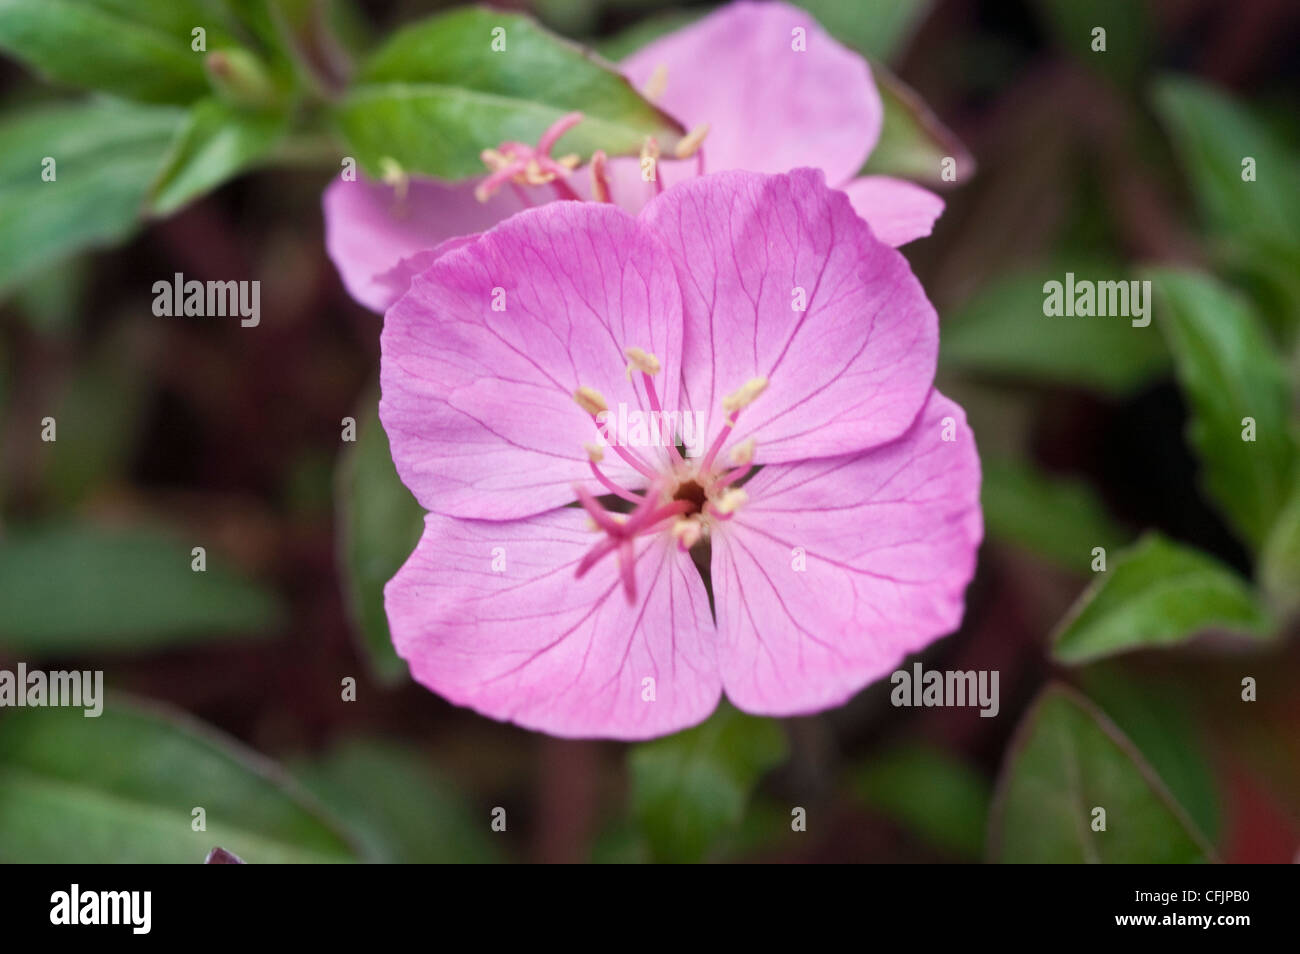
1078,666 -> 1219,841
0,0 -> 228,103
333,7 -> 683,180
294,739 -> 500,863
861,62 -> 973,186
629,703 -> 787,862
1145,268 -> 1297,550
0,98 -> 184,296
1051,532 -> 1272,665
149,98 -> 287,215
0,524 -> 285,653
0,696 -> 356,863
336,395 -> 421,683
796,0 -> 932,62
1260,476 -> 1300,618
1152,76 -> 1300,251
988,683 -> 1215,863
853,744 -> 990,859
941,264 -> 1169,395
982,455 -> 1130,572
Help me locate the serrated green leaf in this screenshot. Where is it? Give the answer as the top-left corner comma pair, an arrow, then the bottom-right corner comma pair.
336,395 -> 421,684
630,703 -> 786,863
0,98 -> 184,296
150,98 -> 287,214
941,264 -> 1169,394
1145,268 -> 1297,550
0,523 -> 285,652
1051,532 -> 1272,665
988,683 -> 1215,863
982,456 -> 1131,572
334,7 -> 683,180
0,0 -> 229,103
0,696 -> 357,863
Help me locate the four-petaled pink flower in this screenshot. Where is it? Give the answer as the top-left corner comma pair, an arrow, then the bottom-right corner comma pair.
381,168 -> 982,739
325,1 -> 945,313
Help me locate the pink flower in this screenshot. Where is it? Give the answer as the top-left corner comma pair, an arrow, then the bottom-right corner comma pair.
325,1 -> 945,312
382,168 -> 981,739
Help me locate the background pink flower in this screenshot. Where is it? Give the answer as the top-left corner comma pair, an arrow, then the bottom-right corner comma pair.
324,1 -> 944,313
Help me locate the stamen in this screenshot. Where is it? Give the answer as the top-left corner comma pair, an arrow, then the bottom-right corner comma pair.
672,518 -> 703,551
673,123 -> 710,160
624,346 -> 661,376
709,487 -> 748,518
475,113 -> 586,202
537,112 -> 583,155
640,138 -> 663,196
590,150 -> 612,204
729,437 -> 756,467
573,386 -> 608,416
379,157 -> 408,204
644,64 -> 668,102
723,377 -> 768,413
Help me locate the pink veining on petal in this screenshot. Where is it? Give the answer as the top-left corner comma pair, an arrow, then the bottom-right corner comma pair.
386,510 -> 721,740
710,390 -> 983,716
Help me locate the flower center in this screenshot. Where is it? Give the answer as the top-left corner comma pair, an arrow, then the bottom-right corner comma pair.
571,346 -> 767,603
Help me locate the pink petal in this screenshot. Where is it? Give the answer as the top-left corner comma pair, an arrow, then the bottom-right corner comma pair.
841,176 -> 945,246
322,176 -> 529,312
621,1 -> 880,186
386,510 -> 721,739
710,390 -> 983,715
380,200 -> 684,520
639,167 -> 939,464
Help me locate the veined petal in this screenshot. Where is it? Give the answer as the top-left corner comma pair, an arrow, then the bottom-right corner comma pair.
640,167 -> 938,463
710,391 -> 982,716
386,510 -> 720,739
322,176 -> 529,312
841,176 -> 945,247
380,200 -> 684,520
622,1 -> 880,186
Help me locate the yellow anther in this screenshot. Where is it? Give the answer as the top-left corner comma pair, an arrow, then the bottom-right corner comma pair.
713,488 -> 748,516
556,154 -> 581,170
673,123 -> 710,160
645,64 -> 669,102
640,137 -> 659,182
379,157 -> 408,203
729,437 -> 756,467
624,346 -> 661,376
584,443 -> 605,463
723,377 -> 768,413
672,518 -> 703,549
574,386 -> 608,416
